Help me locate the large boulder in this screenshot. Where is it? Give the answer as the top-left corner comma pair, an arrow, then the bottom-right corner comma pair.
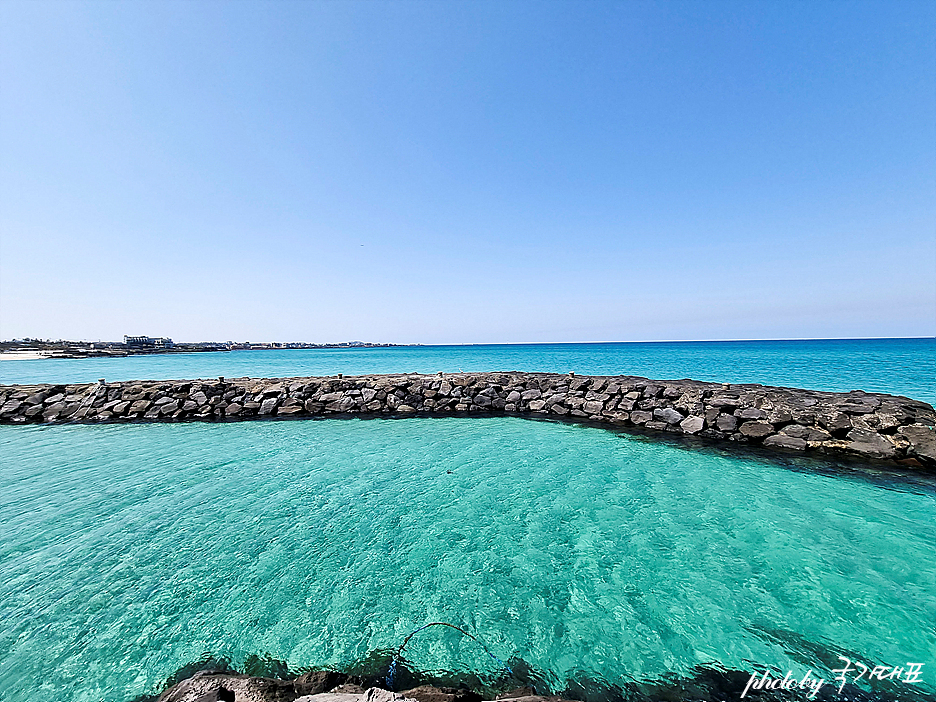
846,429 -> 896,459
764,434 -> 807,451
715,414 -> 738,432
0,400 -> 22,415
739,421 -> 774,439
653,407 -> 684,425
899,424 -> 936,465
679,415 -> 704,434
293,671 -> 348,696
400,686 -> 481,702
630,410 -> 652,425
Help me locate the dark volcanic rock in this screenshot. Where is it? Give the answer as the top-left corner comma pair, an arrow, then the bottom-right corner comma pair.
2,373 -> 933,469
846,429 -> 896,459
401,686 -> 482,702
715,413 -> 738,432
653,407 -> 684,425
293,671 -> 348,696
763,434 -> 808,451
739,421 -> 774,439
900,424 -> 936,463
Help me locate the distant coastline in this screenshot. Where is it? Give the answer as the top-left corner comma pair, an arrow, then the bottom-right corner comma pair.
0,338 -> 403,360
0,350 -> 50,361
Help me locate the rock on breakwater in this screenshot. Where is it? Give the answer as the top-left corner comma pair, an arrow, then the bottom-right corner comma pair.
1,372 -> 934,468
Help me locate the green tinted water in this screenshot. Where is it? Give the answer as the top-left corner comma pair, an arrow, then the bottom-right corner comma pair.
1,418 -> 933,701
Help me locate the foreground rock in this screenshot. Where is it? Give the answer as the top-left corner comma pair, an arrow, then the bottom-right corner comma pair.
156,673 -> 491,702
1,372 -> 934,468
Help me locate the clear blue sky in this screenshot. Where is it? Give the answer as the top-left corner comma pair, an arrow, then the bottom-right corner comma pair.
1,0 -> 934,344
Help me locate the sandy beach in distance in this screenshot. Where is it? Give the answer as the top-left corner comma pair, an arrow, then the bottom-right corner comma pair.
0,350 -> 50,361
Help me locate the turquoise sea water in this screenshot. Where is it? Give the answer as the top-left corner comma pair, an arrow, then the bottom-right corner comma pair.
1,339 -> 935,702
2,338 -> 934,404
2,419 -> 935,702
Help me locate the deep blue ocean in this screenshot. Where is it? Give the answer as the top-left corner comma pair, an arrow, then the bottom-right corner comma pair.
1,339 -> 934,702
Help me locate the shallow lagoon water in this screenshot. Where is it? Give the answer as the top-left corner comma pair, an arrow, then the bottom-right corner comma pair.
1,417 -> 934,702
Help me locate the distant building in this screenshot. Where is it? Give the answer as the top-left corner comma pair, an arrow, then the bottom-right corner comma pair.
123,335 -> 173,348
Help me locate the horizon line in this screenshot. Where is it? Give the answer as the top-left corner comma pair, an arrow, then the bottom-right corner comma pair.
431,335 -> 935,345
3,335 -> 933,346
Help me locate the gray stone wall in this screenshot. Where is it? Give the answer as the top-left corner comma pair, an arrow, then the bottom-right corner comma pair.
1,372 -> 934,468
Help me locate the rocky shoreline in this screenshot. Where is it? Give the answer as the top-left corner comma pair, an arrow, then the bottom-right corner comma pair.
156,674 -> 496,702
147,664 -> 933,702
1,372 -> 934,468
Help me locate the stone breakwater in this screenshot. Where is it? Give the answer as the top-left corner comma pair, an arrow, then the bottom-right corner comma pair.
1,372 -> 934,467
